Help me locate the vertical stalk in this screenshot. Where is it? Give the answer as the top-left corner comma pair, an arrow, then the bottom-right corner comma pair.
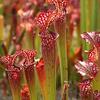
25,67 -> 37,100
54,17 -> 68,99
35,30 -> 41,57
40,32 -> 57,100
36,58 -> 47,100
91,0 -> 97,31
0,0 -> 3,15
80,0 -> 86,33
96,0 -> 100,31
0,15 -> 4,40
45,64 -> 56,100
8,71 -> 21,100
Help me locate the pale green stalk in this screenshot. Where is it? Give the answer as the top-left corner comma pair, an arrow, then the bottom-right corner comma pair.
54,17 -> 68,100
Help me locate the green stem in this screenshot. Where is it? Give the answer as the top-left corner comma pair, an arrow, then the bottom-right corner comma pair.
58,33 -> 68,100
58,36 -> 68,87
91,0 -> 97,31
80,0 -> 86,32
42,50 -> 56,100
54,17 -> 68,99
35,30 -> 41,57
45,64 -> 56,100
96,0 -> 100,31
